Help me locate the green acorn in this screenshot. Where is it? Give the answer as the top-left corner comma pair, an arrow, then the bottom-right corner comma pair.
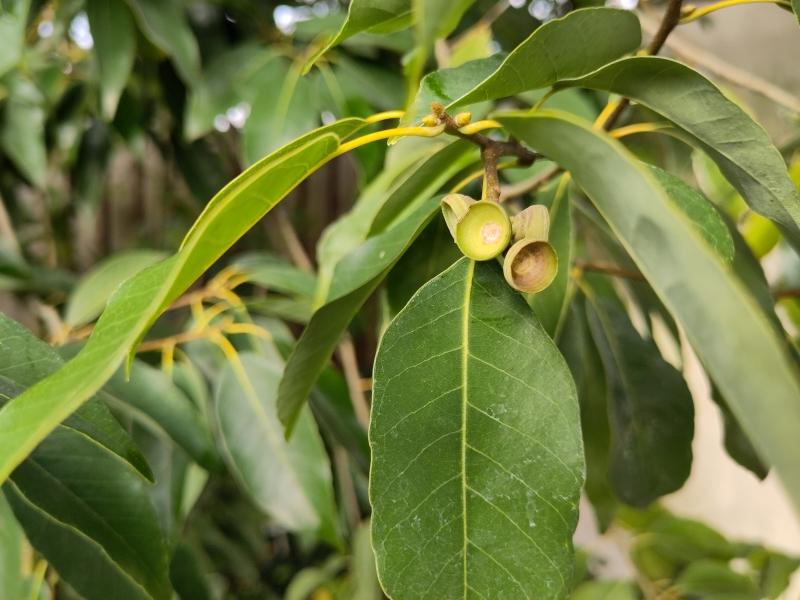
441,194 -> 511,261
503,204 -> 558,294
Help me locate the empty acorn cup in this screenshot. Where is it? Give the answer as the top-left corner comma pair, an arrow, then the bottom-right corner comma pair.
441,194 -> 511,261
503,204 -> 558,294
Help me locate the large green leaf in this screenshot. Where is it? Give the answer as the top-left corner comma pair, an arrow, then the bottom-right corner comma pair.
65,249 -> 168,328
558,57 -> 800,248
86,0 -> 137,119
215,353 -> 339,545
277,194 -> 447,432
5,425 -> 172,600
277,141 -> 477,431
0,314 -> 152,480
125,0 -> 200,84
303,0 -> 412,73
559,299 -> 617,530
583,276 -> 693,506
449,8 -> 641,109
0,118 -> 366,485
370,258 -> 583,598
498,109 -> 800,513
0,0 -> 30,77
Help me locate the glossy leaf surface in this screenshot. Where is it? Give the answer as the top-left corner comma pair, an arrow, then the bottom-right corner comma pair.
498,109 -> 800,513
450,8 -> 641,108
0,119 -> 365,485
559,57 -> 800,247
370,258 -> 584,599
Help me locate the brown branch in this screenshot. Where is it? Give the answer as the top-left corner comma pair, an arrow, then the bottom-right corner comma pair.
774,288 -> 800,299
499,164 -> 562,202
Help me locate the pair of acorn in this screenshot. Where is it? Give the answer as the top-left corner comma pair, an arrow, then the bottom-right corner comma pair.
441,194 -> 557,294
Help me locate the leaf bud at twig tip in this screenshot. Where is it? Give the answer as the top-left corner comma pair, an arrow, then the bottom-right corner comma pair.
503,239 -> 558,294
511,204 -> 550,242
421,114 -> 439,127
454,112 -> 472,127
430,102 -> 445,117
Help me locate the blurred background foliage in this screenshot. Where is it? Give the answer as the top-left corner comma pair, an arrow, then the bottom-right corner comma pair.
1,0 -> 800,598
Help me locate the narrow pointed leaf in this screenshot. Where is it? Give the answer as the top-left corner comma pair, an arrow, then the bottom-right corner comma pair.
0,119 -> 366,485
65,249 -> 167,327
215,353 -> 339,544
125,0 -> 200,84
449,8 -> 641,109
1,78 -> 47,188
559,298 -> 617,530
277,141 -> 477,432
370,258 -> 584,599
0,495 -> 24,600
583,276 -> 694,506
86,0 -> 136,119
558,57 -> 800,248
0,0 -> 30,77
0,314 -> 152,480
498,109 -> 800,514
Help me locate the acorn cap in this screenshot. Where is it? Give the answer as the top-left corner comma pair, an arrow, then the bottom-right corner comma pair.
455,201 -> 512,261
503,238 -> 558,294
511,204 -> 550,242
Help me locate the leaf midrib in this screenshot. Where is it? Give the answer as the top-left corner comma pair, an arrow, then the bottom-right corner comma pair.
460,259 -> 474,598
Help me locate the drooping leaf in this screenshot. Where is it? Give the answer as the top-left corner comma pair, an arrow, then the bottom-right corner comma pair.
711,385 -> 768,480
214,353 -> 339,545
649,165 -> 735,263
449,8 -> 641,109
0,119 -> 366,485
528,177 -> 573,338
559,298 -> 617,530
4,429 -> 172,600
558,57 -> 800,248
370,258 -> 584,598
65,249 -> 168,328
303,0 -> 412,73
583,275 -> 693,507
107,360 -> 218,470
86,0 -> 137,119
235,252 -> 317,298
0,314 -> 152,480
498,109 -> 800,513
125,0 -> 201,84
277,141 -> 478,432
0,0 -> 30,77
0,77 -> 47,188
0,495 -> 24,600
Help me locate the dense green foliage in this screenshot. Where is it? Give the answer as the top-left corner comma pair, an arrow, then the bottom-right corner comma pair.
1,0 -> 800,598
